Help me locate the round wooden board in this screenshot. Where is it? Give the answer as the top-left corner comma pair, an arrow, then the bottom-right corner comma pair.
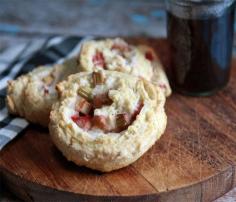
1,39 -> 236,202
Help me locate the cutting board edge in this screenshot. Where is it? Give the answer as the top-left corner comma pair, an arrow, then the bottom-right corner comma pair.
1,163 -> 235,202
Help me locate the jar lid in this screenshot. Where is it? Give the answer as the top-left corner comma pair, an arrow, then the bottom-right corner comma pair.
170,0 -> 234,5
166,0 -> 235,19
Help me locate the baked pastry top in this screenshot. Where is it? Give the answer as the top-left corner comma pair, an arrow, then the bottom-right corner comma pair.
79,38 -> 171,97
79,38 -> 154,81
50,70 -> 167,172
6,58 -> 78,126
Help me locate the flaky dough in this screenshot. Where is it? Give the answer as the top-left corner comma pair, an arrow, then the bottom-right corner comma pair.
49,71 -> 167,172
6,58 -> 78,126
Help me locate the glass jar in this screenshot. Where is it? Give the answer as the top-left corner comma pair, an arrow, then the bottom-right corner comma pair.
166,0 -> 236,96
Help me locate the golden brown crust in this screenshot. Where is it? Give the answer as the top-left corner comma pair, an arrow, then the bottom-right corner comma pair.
79,38 -> 154,81
6,57 -> 79,126
49,71 -> 167,172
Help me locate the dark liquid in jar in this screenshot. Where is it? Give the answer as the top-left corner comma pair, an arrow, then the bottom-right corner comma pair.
167,4 -> 235,96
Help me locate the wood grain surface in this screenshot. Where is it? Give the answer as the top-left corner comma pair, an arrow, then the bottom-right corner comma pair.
0,39 -> 236,202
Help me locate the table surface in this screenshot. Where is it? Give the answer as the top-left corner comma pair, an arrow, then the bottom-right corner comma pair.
0,0 -> 236,201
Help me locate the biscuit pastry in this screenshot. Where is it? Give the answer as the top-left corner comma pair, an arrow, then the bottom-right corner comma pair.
79,38 -> 154,81
6,58 -> 78,126
49,70 -> 167,172
78,38 -> 171,96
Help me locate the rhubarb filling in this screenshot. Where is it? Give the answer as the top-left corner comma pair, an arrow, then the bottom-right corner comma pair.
91,39 -> 133,71
70,72 -> 143,133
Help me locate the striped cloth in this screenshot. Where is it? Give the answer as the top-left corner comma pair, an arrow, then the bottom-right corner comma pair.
0,36 -> 88,150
